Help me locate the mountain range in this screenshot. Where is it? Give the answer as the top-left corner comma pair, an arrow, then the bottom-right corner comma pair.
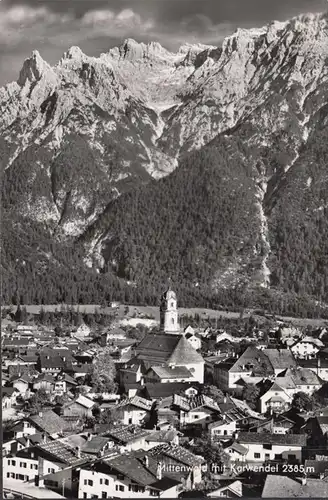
2,12 -> 328,315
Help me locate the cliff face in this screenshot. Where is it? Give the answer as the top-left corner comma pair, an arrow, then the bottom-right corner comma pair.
2,12 -> 328,306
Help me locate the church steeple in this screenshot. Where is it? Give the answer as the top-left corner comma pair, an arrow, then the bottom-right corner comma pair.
160,282 -> 180,335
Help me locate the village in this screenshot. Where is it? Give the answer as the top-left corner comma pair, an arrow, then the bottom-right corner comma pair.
2,287 -> 328,499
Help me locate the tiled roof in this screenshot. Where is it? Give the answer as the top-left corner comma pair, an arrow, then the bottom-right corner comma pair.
168,336 -> 204,365
148,443 -> 204,466
144,382 -> 200,400
36,441 -> 89,466
105,424 -> 150,444
74,395 -> 95,409
149,365 -> 193,379
104,453 -> 158,486
135,334 -> 181,364
263,349 -> 297,369
224,442 -> 248,455
28,410 -> 67,436
146,429 -> 180,443
262,475 -> 328,498
173,394 -> 220,413
237,432 -> 307,446
118,396 -> 154,411
39,354 -> 66,370
82,436 -> 112,454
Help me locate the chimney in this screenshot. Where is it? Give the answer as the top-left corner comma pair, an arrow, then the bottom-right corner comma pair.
42,433 -> 47,444
39,411 -> 43,417
144,455 -> 149,468
223,397 -> 227,404
234,432 -> 239,440
76,446 -> 81,458
222,414 -> 226,421
301,476 -> 307,486
157,462 -> 163,480
26,437 -> 30,448
87,433 -> 92,441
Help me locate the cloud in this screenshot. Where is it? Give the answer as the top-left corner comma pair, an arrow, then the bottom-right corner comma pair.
81,8 -> 154,33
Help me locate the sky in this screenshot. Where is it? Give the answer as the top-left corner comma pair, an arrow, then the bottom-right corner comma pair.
0,0 -> 327,86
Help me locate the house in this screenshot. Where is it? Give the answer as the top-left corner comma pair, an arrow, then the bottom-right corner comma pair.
144,365 -> 195,384
214,347 -> 275,391
299,356 -> 328,382
249,415 -> 295,435
78,451 -> 182,499
147,443 -> 205,488
119,359 -> 145,387
142,383 -> 200,401
72,323 -> 91,340
276,367 -> 322,396
27,410 -> 67,439
115,396 -> 154,426
81,435 -> 114,457
302,416 -> 328,447
207,479 -> 257,497
38,354 -> 67,373
259,382 -> 292,414
4,440 -> 90,496
235,432 -> 307,463
263,349 -> 297,375
2,387 -> 20,408
144,429 -> 181,449
290,337 -> 324,359
209,415 -> 238,442
172,394 -> 220,430
262,474 -> 328,498
184,332 -> 202,351
62,395 -> 95,418
223,442 -> 248,463
33,373 -> 56,393
134,333 -> 205,384
97,424 -> 151,452
11,374 -> 33,395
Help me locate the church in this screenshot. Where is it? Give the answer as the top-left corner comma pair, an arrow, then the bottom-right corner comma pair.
120,286 -> 205,386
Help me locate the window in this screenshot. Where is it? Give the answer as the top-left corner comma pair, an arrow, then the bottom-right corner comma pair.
104,479 -> 109,486
254,453 -> 261,459
265,454 -> 270,460
224,430 -> 228,435
115,485 -> 124,492
171,302 -> 174,308
117,474 -> 125,480
101,493 -> 107,499
83,494 -> 87,499
288,454 -> 296,460
10,460 -> 16,466
7,473 -> 10,478
88,480 -> 93,486
84,480 -> 87,485
100,479 -> 103,485
150,489 -> 159,496
48,468 -> 55,474
171,318 -> 175,324
20,462 -> 27,468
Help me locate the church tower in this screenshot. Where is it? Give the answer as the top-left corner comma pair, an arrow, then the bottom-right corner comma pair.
160,286 -> 180,335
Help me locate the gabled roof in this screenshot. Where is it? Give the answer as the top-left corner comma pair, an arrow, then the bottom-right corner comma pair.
118,396 -> 154,412
36,440 -> 89,466
82,436 -> 112,454
237,432 -> 307,447
144,382 -> 200,400
262,474 -> 328,498
28,410 -> 67,436
148,443 -> 205,466
173,394 -> 220,413
168,336 -> 204,365
104,424 -> 150,444
263,349 -> 297,370
149,365 -> 193,379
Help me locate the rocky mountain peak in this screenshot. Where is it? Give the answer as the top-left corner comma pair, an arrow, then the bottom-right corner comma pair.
17,50 -> 55,87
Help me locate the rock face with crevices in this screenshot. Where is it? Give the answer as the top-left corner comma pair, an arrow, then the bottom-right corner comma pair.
2,12 -> 328,307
